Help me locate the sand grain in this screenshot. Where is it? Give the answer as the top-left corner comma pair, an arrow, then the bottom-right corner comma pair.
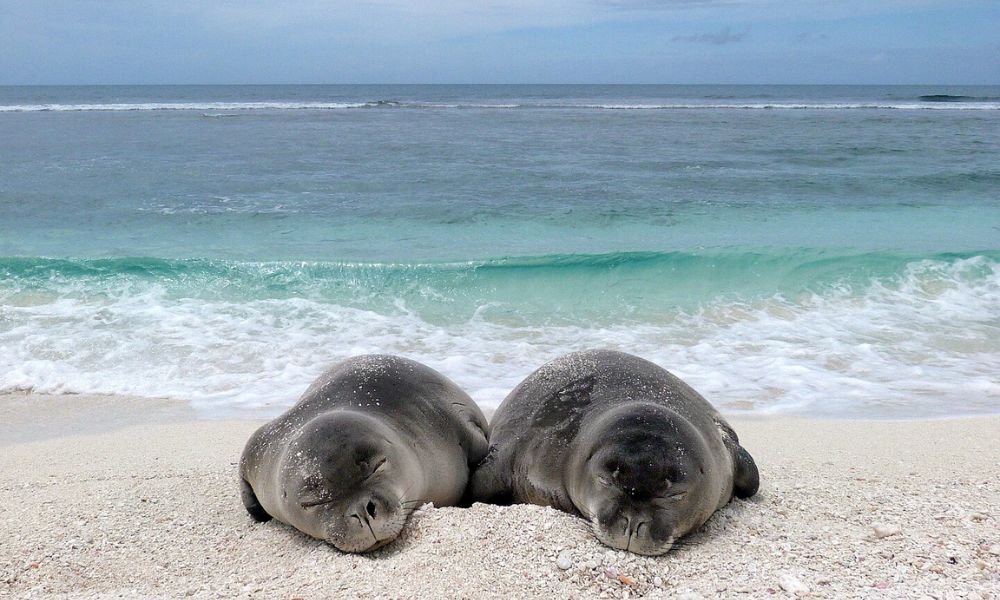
1,395 -> 998,599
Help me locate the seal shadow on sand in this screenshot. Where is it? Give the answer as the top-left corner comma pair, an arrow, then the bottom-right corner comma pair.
237,498 -> 445,560
240,490 -> 768,561
667,488 -> 768,556
345,506 -> 438,559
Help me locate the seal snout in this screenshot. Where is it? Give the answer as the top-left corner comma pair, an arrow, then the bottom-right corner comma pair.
616,514 -> 651,552
594,510 -> 673,556
330,492 -> 406,553
625,515 -> 648,541
347,494 -> 382,535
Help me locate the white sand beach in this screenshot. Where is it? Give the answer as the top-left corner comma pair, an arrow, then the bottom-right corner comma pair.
1,392 -> 997,599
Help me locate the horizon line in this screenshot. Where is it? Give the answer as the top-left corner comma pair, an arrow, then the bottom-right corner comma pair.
1,82 -> 997,87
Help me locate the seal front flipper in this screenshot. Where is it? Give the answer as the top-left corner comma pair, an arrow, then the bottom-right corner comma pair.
240,478 -> 272,522
449,400 -> 490,466
714,417 -> 759,499
731,445 -> 759,499
467,445 -> 514,506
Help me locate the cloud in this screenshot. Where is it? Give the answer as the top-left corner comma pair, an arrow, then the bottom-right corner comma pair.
1,0 -> 996,84
672,26 -> 749,44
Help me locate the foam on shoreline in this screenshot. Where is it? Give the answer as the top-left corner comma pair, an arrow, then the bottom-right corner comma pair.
3,252 -> 998,419
3,101 -> 1000,112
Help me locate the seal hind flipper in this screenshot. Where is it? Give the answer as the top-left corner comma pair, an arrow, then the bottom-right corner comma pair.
714,417 -> 759,499
713,417 -> 741,445
449,401 -> 490,466
240,478 -> 272,522
731,445 -> 759,499
468,445 -> 514,506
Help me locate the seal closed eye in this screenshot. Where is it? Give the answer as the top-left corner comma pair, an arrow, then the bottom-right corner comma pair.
470,349 -> 759,555
239,355 -> 489,553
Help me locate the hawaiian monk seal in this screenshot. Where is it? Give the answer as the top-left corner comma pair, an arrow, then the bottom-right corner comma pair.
470,349 -> 758,555
239,355 -> 489,553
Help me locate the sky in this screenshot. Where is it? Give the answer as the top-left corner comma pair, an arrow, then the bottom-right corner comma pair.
1,0 -> 997,84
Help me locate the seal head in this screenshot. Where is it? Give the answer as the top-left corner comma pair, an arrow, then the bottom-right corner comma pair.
239,355 -> 489,554
565,404 -> 714,555
277,412 -> 423,552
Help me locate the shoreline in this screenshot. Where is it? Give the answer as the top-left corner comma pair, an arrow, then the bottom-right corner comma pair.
1,393 -> 998,598
3,390 -> 998,442
0,392 -> 197,446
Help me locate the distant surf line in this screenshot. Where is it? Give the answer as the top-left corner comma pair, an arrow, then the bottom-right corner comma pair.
2,101 -> 1000,112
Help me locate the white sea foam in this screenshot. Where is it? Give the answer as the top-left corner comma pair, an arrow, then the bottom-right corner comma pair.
1,256 -> 997,418
575,103 -> 1000,110
0,102 -> 373,112
1,101 -> 998,112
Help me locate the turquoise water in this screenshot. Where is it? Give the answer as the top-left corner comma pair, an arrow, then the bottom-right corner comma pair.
1,85 -> 998,417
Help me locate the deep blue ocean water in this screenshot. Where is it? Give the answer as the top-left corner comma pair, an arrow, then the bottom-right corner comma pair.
1,85 -> 998,417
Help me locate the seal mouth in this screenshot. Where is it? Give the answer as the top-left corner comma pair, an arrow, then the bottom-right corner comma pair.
585,510 -> 676,556
352,509 -> 380,546
327,519 -> 405,553
365,536 -> 396,551
628,535 -> 675,556
323,496 -> 418,554
591,524 -> 676,555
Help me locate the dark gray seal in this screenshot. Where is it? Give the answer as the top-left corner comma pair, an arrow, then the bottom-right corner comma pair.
470,349 -> 758,555
239,355 -> 489,553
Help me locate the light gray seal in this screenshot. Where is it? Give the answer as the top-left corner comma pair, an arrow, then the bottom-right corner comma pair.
239,355 -> 489,553
470,349 -> 758,555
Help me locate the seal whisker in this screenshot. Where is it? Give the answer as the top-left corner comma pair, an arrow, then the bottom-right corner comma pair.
399,498 -> 430,508
667,538 -> 697,550
398,481 -> 419,501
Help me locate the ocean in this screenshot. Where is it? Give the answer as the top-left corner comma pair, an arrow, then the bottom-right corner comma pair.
1,84 -> 998,418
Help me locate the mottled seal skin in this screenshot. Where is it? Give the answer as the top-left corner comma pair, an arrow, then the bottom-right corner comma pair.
470,349 -> 758,555
239,355 -> 489,553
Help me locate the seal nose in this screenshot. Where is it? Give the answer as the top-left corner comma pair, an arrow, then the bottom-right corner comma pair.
631,518 -> 648,539
348,496 -> 382,530
625,516 -> 651,551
